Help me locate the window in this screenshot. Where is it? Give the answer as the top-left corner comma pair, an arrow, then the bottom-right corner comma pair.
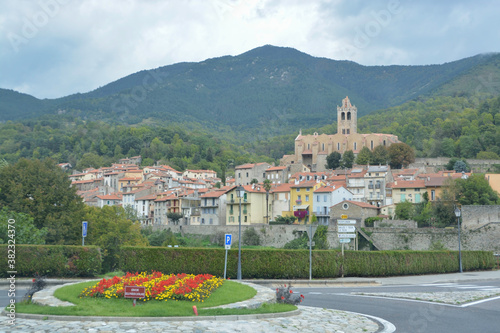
244,216 -> 248,222
337,143 -> 340,150
316,195 -> 320,202
246,172 -> 249,177
305,195 -> 309,202
297,195 -> 302,201
431,190 -> 435,200
400,194 -> 406,202
238,173 -> 241,178
322,143 -> 325,151
306,188 -> 310,191
347,112 -> 351,120
371,141 -> 374,150
297,188 -> 300,192
354,142 -> 357,151
324,195 -> 327,202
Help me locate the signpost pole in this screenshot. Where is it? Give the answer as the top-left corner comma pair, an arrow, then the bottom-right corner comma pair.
224,248 -> 228,279
224,234 -> 231,279
309,224 -> 312,281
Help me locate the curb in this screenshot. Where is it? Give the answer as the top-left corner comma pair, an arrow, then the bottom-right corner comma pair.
1,308 -> 301,322
243,279 -> 380,287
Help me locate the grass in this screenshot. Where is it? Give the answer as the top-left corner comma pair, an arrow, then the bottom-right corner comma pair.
16,280 -> 296,317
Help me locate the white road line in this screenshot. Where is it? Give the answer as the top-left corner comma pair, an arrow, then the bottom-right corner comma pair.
419,283 -> 456,287
461,295 -> 500,307
342,309 -> 396,333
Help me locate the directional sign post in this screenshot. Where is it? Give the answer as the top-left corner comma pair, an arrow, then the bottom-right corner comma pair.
224,234 -> 232,279
82,221 -> 88,246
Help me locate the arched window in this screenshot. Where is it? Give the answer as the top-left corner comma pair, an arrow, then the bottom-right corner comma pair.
347,112 -> 351,120
341,112 -> 345,120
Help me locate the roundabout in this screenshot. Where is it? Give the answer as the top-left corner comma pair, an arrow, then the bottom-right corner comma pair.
2,280 -> 390,333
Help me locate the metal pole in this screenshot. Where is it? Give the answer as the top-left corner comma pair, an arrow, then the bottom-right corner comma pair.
458,216 -> 463,273
224,248 -> 228,279
309,224 -> 312,281
237,197 -> 242,280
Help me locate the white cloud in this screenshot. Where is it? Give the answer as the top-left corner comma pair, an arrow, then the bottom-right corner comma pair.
0,0 -> 499,98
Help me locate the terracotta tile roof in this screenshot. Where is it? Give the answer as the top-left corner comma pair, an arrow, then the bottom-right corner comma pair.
266,166 -> 287,172
343,200 -> 378,209
135,194 -> 158,201
390,180 -> 426,188
270,183 -> 292,193
97,194 -> 122,200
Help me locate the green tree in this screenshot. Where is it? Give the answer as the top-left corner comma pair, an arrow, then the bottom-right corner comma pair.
341,150 -> 355,168
242,227 -> 261,246
453,160 -> 469,173
167,212 -> 184,225
83,205 -> 147,271
0,158 -> 85,244
395,201 -> 414,220
326,152 -> 342,169
388,143 -> 415,169
0,208 -> 48,244
76,152 -> 104,170
355,147 -> 373,165
454,174 -> 500,205
371,145 -> 389,165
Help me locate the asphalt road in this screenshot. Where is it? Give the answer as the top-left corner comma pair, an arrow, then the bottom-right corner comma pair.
295,280 -> 500,333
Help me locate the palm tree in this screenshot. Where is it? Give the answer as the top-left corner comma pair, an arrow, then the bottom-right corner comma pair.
263,179 -> 272,224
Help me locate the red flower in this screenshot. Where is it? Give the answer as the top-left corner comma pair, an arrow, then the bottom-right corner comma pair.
300,294 -> 304,298
289,290 -> 293,293
32,279 -> 36,282
281,296 -> 285,300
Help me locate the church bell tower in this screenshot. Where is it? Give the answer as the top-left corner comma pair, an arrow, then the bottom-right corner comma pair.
337,96 -> 357,135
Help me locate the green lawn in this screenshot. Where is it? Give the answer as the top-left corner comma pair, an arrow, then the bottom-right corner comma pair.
16,280 -> 296,317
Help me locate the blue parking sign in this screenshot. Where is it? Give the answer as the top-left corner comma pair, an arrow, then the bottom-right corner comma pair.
82,221 -> 88,237
225,234 -> 232,246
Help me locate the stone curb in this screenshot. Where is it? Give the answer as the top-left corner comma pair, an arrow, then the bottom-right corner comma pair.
3,309 -> 302,322
11,280 -> 301,322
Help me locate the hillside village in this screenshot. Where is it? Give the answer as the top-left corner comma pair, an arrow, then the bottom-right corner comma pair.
68,157 -> 498,228
67,96 -> 500,229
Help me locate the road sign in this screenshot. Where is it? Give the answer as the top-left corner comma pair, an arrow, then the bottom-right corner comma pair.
339,238 -> 351,243
124,286 -> 145,299
338,233 -> 356,238
225,234 -> 232,250
338,219 -> 356,224
341,214 -> 348,219
307,241 -> 315,246
82,221 -> 88,237
338,225 -> 356,233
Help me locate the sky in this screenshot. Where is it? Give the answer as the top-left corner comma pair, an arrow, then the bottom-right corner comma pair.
1,0 -> 499,99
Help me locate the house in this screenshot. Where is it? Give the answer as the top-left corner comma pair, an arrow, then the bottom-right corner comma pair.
58,163 -> 72,170
270,183 -> 292,221
290,180 -> 325,224
390,179 -> 426,204
96,193 -> 122,208
313,183 -> 353,224
346,168 -> 367,202
364,165 -> 391,207
235,162 -> 272,185
183,169 -> 217,180
330,200 -> 379,225
226,184 -> 267,225
134,193 -> 157,225
153,192 -> 180,225
197,186 -> 235,225
265,166 -> 288,184
178,189 -> 201,225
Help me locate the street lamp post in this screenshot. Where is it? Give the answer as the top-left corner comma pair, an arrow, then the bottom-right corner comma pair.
454,206 -> 463,273
236,185 -> 245,280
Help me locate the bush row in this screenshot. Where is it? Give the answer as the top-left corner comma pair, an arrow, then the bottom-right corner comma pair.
119,247 -> 495,279
0,245 -> 102,278
1,245 -> 494,278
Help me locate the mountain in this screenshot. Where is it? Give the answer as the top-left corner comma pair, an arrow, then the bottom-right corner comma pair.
2,45 -> 500,141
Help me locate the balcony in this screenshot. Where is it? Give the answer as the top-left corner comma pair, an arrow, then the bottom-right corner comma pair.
368,184 -> 374,189
375,184 -> 381,189
296,199 -> 302,204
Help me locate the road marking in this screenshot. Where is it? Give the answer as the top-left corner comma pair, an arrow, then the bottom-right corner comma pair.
461,295 -> 500,307
341,309 -> 396,333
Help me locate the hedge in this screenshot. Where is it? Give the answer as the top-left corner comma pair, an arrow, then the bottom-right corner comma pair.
119,247 -> 495,279
0,245 -> 102,278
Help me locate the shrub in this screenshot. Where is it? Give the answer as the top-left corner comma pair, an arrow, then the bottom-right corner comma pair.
243,227 -> 261,246
276,284 -> 304,305
0,245 -> 102,277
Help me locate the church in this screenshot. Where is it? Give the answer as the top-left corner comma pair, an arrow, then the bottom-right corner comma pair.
280,96 -> 400,172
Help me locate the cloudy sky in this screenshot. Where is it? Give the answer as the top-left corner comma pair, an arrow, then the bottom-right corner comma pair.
1,0 -> 499,99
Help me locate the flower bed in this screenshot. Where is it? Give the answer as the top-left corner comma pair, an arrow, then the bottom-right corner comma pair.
80,272 -> 223,302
